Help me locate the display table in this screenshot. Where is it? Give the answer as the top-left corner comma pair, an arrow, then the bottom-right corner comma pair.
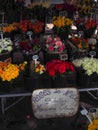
0,87 -> 98,114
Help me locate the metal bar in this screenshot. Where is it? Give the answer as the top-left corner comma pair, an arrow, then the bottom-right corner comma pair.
0,92 -> 32,98
79,88 -> 98,92
4,97 -> 25,112
1,97 -> 5,114
87,91 -> 98,100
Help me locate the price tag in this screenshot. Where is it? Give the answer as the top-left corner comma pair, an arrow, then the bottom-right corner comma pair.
27,31 -> 33,36
89,51 -> 96,58
78,31 -> 84,38
27,31 -> 33,40
59,11 -> 68,17
81,109 -> 93,124
0,23 -> 8,27
0,30 -> 4,39
89,108 -> 96,113
32,55 -> 39,60
81,109 -> 88,115
0,30 -> 4,35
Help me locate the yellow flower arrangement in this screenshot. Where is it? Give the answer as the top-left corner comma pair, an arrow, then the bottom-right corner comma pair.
88,119 -> 98,130
53,16 -> 73,28
52,16 -> 73,40
0,61 -> 27,82
30,60 -> 46,78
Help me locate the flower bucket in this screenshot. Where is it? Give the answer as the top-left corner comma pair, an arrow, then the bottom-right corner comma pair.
43,51 -> 61,64
24,76 -> 41,92
0,80 -> 14,93
0,51 -> 12,61
76,68 -> 98,88
52,72 -> 76,88
24,73 -> 52,92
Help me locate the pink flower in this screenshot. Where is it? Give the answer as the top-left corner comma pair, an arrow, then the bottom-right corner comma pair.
49,46 -> 54,51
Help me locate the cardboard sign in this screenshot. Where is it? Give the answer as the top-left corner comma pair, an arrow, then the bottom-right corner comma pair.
32,88 -> 79,119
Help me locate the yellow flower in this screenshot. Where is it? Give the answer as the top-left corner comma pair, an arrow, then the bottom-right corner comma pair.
0,62 -> 26,82
88,119 -> 98,130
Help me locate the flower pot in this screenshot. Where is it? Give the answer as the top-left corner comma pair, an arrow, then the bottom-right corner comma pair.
0,51 -> 12,61
0,80 -> 13,93
52,73 -> 76,88
43,51 -> 61,64
23,76 -> 42,92
76,68 -> 98,88
24,72 -> 52,92
40,73 -> 52,88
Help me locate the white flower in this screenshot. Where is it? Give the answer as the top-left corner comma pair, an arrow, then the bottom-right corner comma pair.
73,57 -> 98,75
7,46 -> 12,51
0,38 -> 13,53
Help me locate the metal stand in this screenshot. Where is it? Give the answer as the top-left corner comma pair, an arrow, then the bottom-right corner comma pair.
0,92 -> 32,114
79,87 -> 98,100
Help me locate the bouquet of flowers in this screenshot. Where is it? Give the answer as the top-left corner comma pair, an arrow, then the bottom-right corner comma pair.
0,61 -> 27,82
52,16 -> 73,40
70,36 -> 89,49
46,59 -> 75,79
76,18 -> 97,38
72,57 -> 98,76
0,38 -> 13,54
17,19 -> 44,34
30,60 -> 46,78
45,35 -> 65,53
19,37 -> 41,55
2,23 -> 17,33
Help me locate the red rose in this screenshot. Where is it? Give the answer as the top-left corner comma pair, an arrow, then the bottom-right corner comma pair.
58,64 -> 66,74
49,69 -> 56,77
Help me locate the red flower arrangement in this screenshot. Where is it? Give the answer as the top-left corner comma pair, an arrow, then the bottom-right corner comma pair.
17,19 -> 44,34
46,59 -> 75,79
19,38 -> 41,55
76,18 -> 98,38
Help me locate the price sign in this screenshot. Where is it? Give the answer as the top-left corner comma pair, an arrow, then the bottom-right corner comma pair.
89,108 -> 96,113
59,11 -> 68,17
0,23 -> 8,27
89,51 -> 96,58
27,31 -> 33,40
0,30 -> 4,39
32,55 -> 39,60
32,88 -> 79,119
